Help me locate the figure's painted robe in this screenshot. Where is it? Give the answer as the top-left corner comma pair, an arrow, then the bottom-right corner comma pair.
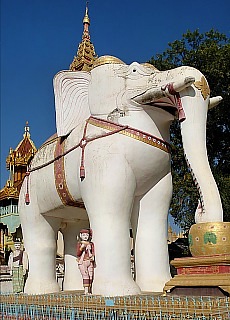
76,241 -> 95,287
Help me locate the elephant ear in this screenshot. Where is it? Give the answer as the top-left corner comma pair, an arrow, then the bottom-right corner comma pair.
53,71 -> 91,137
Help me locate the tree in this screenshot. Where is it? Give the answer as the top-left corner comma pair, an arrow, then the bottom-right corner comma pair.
149,30 -> 230,230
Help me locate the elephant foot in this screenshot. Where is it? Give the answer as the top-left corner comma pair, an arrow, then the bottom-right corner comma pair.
92,278 -> 141,296
63,279 -> 83,291
24,278 -> 60,294
136,275 -> 171,293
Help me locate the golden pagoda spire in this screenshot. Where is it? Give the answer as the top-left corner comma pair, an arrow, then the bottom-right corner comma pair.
0,123 -> 37,201
69,2 -> 97,72
6,121 -> 37,170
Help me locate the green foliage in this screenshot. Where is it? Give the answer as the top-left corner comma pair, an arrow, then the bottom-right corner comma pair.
169,121 -> 198,230
149,29 -> 230,229
214,173 -> 230,221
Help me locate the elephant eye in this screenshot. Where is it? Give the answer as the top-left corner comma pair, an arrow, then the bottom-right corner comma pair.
133,69 -> 136,72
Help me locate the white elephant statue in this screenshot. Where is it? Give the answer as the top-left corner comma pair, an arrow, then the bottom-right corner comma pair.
19,55 -> 223,296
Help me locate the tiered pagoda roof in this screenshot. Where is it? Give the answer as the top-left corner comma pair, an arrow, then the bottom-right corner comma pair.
0,122 -> 37,201
69,5 -> 97,72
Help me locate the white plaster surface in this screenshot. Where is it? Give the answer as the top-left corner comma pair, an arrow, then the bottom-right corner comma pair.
18,60 -> 223,296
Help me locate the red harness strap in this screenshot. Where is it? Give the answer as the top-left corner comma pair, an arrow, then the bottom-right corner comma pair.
54,138 -> 85,208
25,116 -> 170,206
54,119 -> 129,206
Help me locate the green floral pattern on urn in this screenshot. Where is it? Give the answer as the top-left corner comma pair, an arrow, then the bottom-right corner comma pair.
204,232 -> 217,245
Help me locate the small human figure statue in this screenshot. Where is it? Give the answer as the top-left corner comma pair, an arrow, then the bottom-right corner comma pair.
8,238 -> 28,293
76,228 -> 95,294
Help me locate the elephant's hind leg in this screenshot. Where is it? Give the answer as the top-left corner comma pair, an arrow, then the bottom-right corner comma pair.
134,172 -> 172,293
20,200 -> 61,294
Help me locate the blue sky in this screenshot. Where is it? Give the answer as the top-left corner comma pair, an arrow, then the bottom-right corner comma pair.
1,1 -> 229,230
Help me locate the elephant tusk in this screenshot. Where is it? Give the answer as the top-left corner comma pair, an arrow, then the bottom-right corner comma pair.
162,77 -> 195,94
209,96 -> 223,109
132,77 -> 195,105
172,76 -> 195,92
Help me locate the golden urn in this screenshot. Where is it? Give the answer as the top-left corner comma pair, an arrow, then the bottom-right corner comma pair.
188,222 -> 230,257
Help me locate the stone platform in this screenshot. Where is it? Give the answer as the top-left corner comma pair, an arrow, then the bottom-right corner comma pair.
0,291 -> 229,319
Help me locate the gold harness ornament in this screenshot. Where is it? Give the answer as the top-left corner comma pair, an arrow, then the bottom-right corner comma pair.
88,116 -> 171,154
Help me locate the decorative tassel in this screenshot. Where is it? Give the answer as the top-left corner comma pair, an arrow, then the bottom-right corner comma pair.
25,193 -> 30,205
80,165 -> 85,181
25,171 -> 30,205
80,136 -> 87,181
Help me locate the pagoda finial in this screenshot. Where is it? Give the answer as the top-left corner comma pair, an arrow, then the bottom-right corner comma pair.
24,121 -> 30,138
83,2 -> 90,25
69,2 -> 97,72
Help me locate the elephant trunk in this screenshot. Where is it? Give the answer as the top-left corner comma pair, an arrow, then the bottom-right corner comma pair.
180,81 -> 223,223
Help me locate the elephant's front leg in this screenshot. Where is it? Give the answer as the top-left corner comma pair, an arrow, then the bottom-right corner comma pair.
133,172 -> 172,293
81,155 -> 141,296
